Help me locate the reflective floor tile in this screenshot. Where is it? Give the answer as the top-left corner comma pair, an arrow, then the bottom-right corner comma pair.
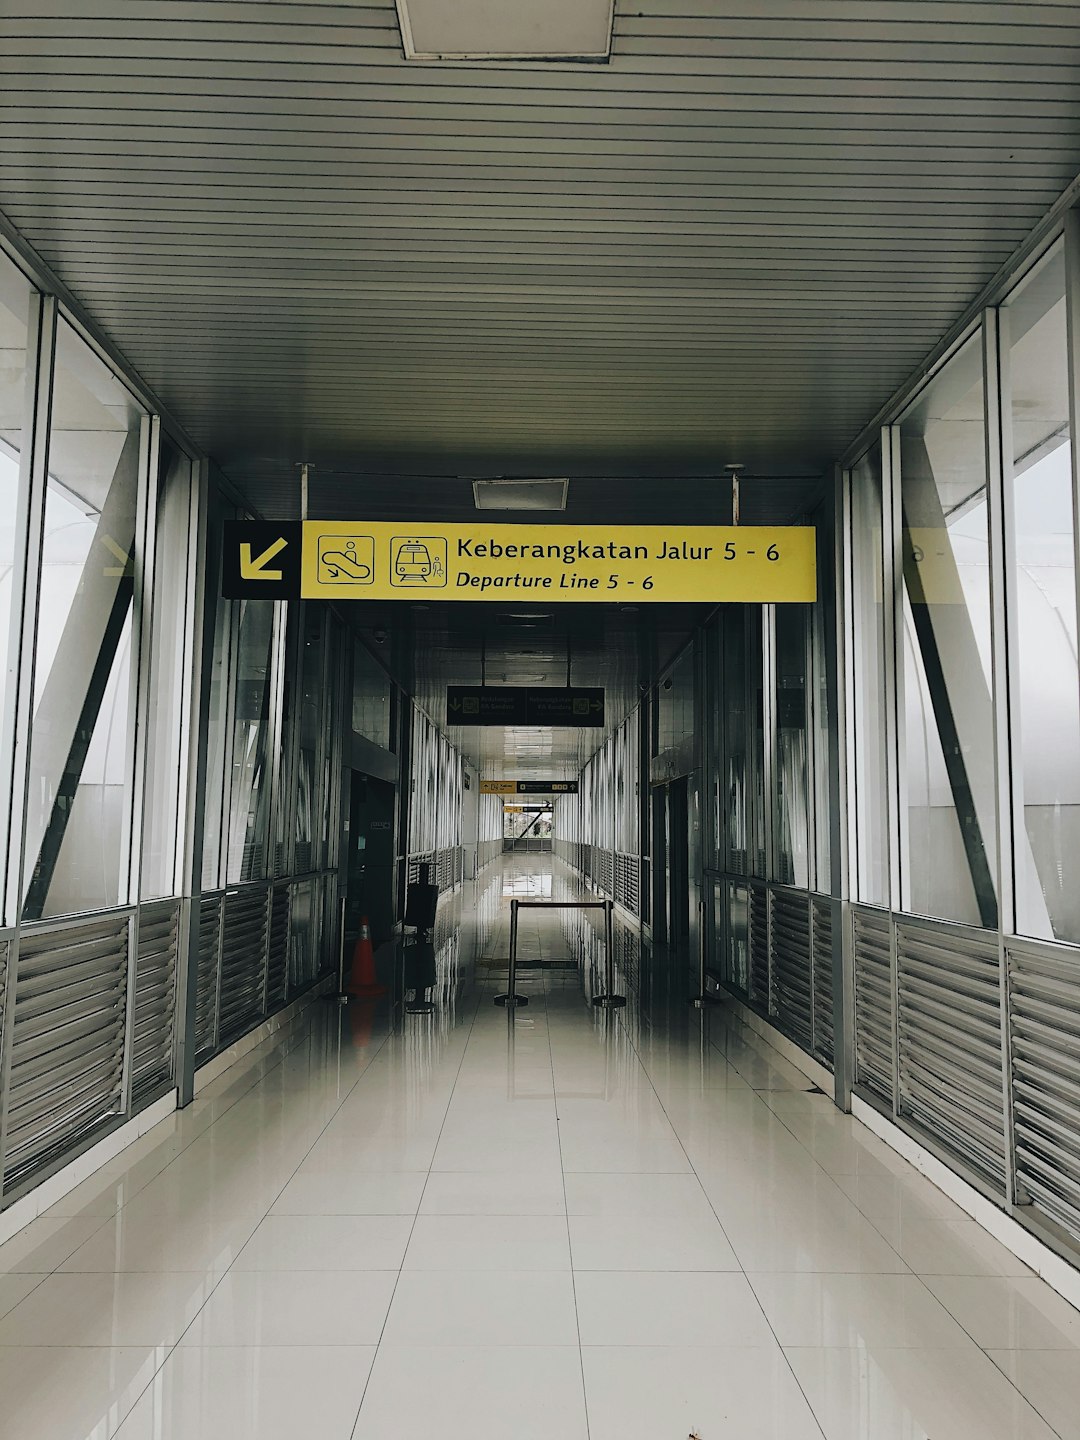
0,1270 -> 216,1347
575,1271 -> 775,1347
924,1275 -> 1080,1349
555,1121 -> 692,1174
382,1270 -> 579,1346
403,1214 -> 571,1271
786,1345 -> 1059,1440
352,1345 -> 588,1440
885,1219 -> 1035,1277
715,1200 -> 910,1274
0,1345 -> 161,1440
58,1205 -> 258,1276
270,1169 -> 428,1216
233,1214 -> 413,1271
563,1171 -> 717,1221
419,1169 -> 566,1215
0,1215 -> 109,1274
748,1272 -> 977,1349
180,1270 -> 397,1347
0,1271 -> 47,1319
113,1345 -> 375,1440
569,1212 -> 739,1271
988,1349 -> 1080,1440
582,1344 -> 823,1440
834,1167 -> 967,1225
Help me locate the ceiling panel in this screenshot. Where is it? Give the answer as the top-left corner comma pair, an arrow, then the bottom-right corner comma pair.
2,0 -> 1079,497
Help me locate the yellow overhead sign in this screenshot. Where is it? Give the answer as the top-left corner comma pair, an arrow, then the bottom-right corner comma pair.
480,780 -> 518,795
300,522 -> 816,604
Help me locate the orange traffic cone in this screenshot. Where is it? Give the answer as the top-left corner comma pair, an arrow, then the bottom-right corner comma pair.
347,916 -> 386,998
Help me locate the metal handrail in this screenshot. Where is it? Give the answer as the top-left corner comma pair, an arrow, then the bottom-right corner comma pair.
495,899 -> 625,1010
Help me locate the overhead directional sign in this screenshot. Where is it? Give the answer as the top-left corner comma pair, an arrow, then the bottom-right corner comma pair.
222,520 -> 302,599
223,522 -> 816,603
300,522 -> 816,604
448,687 -> 604,728
480,779 -> 580,795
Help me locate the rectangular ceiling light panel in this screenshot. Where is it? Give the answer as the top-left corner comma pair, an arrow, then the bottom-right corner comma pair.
396,0 -> 614,61
473,477 -> 569,510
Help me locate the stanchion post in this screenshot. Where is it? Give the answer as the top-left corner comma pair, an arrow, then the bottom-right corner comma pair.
495,898 -> 528,1007
592,899 -> 626,1009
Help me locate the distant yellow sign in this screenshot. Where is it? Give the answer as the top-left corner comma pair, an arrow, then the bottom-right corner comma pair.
301,522 -> 816,604
480,780 -> 518,795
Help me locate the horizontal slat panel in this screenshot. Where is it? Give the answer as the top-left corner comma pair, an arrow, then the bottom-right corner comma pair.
896,919 -> 1005,1193
812,895 -> 834,1067
853,905 -> 893,1105
218,886 -> 268,1045
769,888 -> 813,1052
1009,941 -> 1080,1244
195,892 -> 222,1059
4,916 -> 128,1190
132,900 -> 179,1104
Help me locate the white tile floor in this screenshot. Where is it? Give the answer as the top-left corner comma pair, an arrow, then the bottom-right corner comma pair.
0,857 -> 1079,1439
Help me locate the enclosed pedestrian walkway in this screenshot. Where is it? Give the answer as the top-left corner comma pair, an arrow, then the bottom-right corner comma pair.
1,857 -> 1077,1440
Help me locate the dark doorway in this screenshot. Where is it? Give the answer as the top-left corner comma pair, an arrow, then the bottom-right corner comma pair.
347,771 -> 397,947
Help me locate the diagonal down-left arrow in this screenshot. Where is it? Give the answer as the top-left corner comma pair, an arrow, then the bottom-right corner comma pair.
240,537 -> 287,580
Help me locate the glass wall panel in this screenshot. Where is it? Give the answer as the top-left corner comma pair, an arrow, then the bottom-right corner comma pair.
722,609 -> 749,874
295,605 -> 324,874
0,256 -> 31,767
0,256 -> 31,919
1003,246 -> 1080,942
749,607 -> 767,876
811,582 -> 832,892
850,443 -> 890,903
352,637 -> 391,751
24,320 -> 144,919
201,587 -> 232,890
774,605 -> 810,888
226,599 -> 275,884
899,333 -> 997,927
140,440 -> 192,898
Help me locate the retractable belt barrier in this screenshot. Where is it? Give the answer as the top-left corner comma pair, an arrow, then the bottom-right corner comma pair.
495,899 -> 626,1010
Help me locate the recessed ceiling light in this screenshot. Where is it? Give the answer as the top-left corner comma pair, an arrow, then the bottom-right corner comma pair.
473,477 -> 568,511
396,0 -> 614,61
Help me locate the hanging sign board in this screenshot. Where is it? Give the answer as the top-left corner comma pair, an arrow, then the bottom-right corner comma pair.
223,522 -> 816,603
448,687 -> 604,727
480,779 -> 579,795
296,522 -> 816,604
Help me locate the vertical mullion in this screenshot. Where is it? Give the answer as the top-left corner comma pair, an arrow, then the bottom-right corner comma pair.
3,294 -> 55,927
884,424 -> 904,1118
761,603 -> 777,1015
176,457 -> 212,1107
984,305 -> 1019,1209
124,414 -> 158,910
832,465 -> 855,1110
0,294 -> 54,1196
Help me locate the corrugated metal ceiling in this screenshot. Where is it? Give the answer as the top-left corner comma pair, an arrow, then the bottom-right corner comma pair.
3,0 -> 1080,510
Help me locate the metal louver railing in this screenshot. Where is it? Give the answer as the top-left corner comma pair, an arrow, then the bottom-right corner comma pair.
3,915 -> 129,1192
218,886 -> 269,1045
1008,939 -> 1080,1243
614,853 -> 640,916
769,888 -> 813,1051
811,895 -> 835,1066
748,881 -> 770,1012
853,906 -> 894,1105
131,901 -> 179,1107
194,893 -> 223,1061
266,884 -> 291,1012
896,917 -> 1006,1193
